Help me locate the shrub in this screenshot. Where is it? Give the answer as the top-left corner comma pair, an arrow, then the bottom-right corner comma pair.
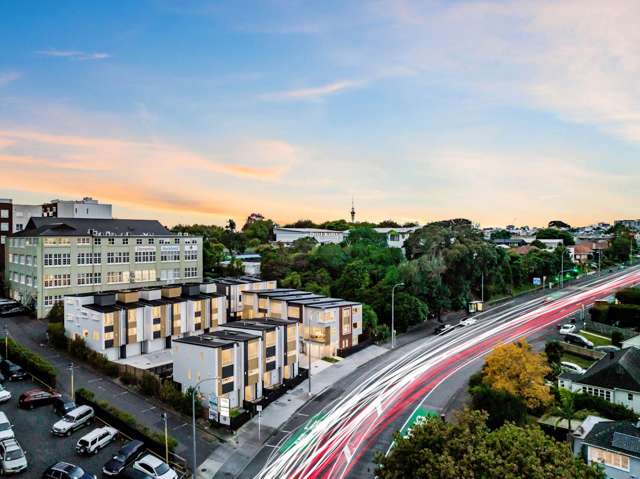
120,371 -> 138,386
470,384 -> 528,430
611,331 -> 624,347
616,288 -> 640,306
67,337 -> 119,377
47,322 -> 68,349
76,387 -> 95,401
574,393 -> 638,421
3,338 -> 57,386
140,373 -> 161,397
67,336 -> 89,360
590,304 -> 610,324
46,301 -> 64,323
608,304 -> 640,328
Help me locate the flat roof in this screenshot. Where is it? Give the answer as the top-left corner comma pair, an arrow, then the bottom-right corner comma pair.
256,317 -> 298,326
305,300 -> 360,309
114,349 -> 174,369
209,330 -> 259,342
84,304 -> 121,314
211,276 -> 265,285
243,288 -> 295,295
222,321 -> 276,332
174,335 -> 235,349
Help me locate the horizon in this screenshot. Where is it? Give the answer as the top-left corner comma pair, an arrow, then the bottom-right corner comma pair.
2,1 -> 639,227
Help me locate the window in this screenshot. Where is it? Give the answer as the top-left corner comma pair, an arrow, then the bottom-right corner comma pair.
93,237 -> 101,245
221,348 -> 234,366
160,268 -> 180,281
77,252 -> 101,265
160,250 -> 180,262
342,308 -> 352,335
184,267 -> 198,278
0,209 -> 8,218
43,274 -> 71,288
108,238 -> 115,245
92,331 -> 100,341
136,238 -> 143,245
134,251 -> 156,263
25,255 -> 32,266
77,237 -> 90,245
106,271 -> 129,284
122,238 -> 129,245
174,238 -> 180,244
589,446 -> 630,471
43,237 -> 70,246
77,272 -> 101,285
107,252 -> 129,264
629,393 -> 634,401
148,238 -> 154,245
0,223 -> 7,232
44,253 -> 71,266
44,295 -> 64,307
134,269 -> 156,282
184,250 -> 198,261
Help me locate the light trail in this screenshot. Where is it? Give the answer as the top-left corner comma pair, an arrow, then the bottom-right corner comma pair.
255,269 -> 640,479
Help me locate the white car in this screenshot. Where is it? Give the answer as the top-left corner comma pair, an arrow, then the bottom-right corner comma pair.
51,405 -> 94,437
133,454 -> 178,479
560,361 -> 586,375
559,324 -> 576,335
459,317 -> 477,327
76,426 -> 118,455
0,413 -> 14,442
0,384 -> 11,404
0,438 -> 27,474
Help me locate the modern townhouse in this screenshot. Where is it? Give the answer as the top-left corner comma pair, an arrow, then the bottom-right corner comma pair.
241,288 -> 363,358
64,282 -> 226,373
559,348 -> 640,413
210,276 -> 277,322
4,217 -> 203,318
172,317 -> 300,424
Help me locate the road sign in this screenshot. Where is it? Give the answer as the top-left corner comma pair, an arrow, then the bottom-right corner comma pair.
257,405 -> 263,412
279,412 -> 327,453
219,397 -> 230,418
208,395 -> 218,421
533,277 -> 542,286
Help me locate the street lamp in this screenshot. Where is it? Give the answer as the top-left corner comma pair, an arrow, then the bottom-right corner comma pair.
3,326 -> 8,360
473,253 -> 484,303
191,377 -> 219,478
391,283 -> 404,349
160,412 -> 169,464
68,363 -> 75,401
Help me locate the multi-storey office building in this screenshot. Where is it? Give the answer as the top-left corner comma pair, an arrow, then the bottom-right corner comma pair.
0,199 -> 12,275
241,288 -> 363,358
64,283 -> 225,369
172,317 -> 300,423
210,276 -> 277,322
42,197 -> 112,219
5,217 -> 203,318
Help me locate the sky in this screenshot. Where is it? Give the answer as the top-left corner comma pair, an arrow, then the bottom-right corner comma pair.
1,0 -> 639,228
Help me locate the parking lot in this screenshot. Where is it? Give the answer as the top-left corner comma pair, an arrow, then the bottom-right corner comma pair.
2,377 -> 122,477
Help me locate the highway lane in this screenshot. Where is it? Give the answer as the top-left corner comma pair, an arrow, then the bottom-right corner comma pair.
244,266 -> 640,479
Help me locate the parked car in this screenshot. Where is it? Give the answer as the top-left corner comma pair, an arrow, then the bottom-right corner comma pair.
0,361 -> 27,381
560,361 -> 587,374
133,455 -> 178,479
459,317 -> 477,327
0,384 -> 11,404
0,438 -> 27,474
564,333 -> 594,349
76,426 -> 118,455
0,305 -> 28,317
0,413 -> 14,442
51,405 -> 94,437
595,345 -> 620,353
434,324 -> 455,335
52,396 -> 77,416
116,468 -> 154,479
558,324 -> 576,335
102,440 -> 145,476
42,462 -> 96,479
18,388 -> 62,409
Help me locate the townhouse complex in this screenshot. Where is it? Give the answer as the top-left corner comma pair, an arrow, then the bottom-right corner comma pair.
209,276 -> 277,321
241,288 -> 363,358
5,217 -> 203,318
64,283 -> 225,372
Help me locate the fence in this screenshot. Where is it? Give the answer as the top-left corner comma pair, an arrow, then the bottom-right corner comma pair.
584,319 -> 637,340
558,341 -> 606,360
337,337 -> 373,358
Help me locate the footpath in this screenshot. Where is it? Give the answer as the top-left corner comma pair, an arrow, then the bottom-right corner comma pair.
198,345 -> 387,478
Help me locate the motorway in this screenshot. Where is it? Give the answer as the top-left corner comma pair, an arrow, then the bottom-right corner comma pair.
240,266 -> 640,479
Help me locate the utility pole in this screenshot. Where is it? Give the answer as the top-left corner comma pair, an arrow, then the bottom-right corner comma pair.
481,272 -> 484,304
3,326 -> 8,360
192,377 -> 219,478
306,313 -> 312,396
560,247 -> 565,289
391,283 -> 404,349
161,412 -> 169,464
68,363 -> 75,400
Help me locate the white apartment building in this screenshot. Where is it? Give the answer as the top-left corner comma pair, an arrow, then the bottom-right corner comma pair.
42,197 -> 112,219
5,217 -> 203,318
64,283 -> 226,371
211,276 -> 277,321
241,288 -> 363,358
274,226 -> 419,250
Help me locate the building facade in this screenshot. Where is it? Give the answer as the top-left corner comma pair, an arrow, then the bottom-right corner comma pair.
241,288 -> 363,358
64,282 -> 225,369
274,226 -> 419,250
5,217 -> 203,318
0,199 -> 11,276
42,197 -> 112,219
210,277 -> 277,322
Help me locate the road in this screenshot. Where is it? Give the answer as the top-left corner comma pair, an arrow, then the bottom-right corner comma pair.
242,266 -> 640,479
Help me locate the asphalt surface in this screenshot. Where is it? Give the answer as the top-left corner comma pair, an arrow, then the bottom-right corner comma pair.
239,266 -> 640,479
1,377 -> 121,477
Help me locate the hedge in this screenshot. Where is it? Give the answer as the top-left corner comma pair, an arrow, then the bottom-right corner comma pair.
574,392 -> 638,421
76,388 -> 178,452
47,322 -> 68,350
2,337 -> 57,386
616,288 -> 640,306
67,336 -> 119,378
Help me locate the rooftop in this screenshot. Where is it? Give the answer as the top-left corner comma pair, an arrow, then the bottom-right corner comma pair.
570,347 -> 640,391
12,217 -> 178,237
174,335 -> 235,349
584,420 -> 640,458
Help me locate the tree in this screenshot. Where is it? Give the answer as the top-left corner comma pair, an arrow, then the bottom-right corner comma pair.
378,219 -> 400,228
334,260 -> 370,301
241,212 -> 265,230
490,229 -> 512,240
46,301 -> 64,323
375,409 -> 603,479
281,271 -> 303,289
243,219 -> 274,244
482,340 -> 553,411
284,219 -> 318,228
606,231 -> 637,263
392,292 -> 428,333
548,220 -> 571,229
470,383 -> 528,430
548,388 -> 578,431
530,239 -> 546,249
343,227 -> 387,248
544,341 -> 563,366
536,228 -> 575,246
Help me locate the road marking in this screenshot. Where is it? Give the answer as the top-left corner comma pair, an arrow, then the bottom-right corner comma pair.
173,423 -> 189,431
141,406 -> 156,413
88,378 -> 103,383
264,444 -> 278,448
115,391 -> 128,397
280,429 -> 292,433
297,413 -> 309,417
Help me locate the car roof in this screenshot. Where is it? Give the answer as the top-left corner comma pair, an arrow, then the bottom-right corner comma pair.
121,439 -> 144,453
69,405 -> 92,414
0,412 -> 8,421
140,454 -> 163,466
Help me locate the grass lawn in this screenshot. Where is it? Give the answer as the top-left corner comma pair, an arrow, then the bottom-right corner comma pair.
561,352 -> 596,369
578,330 -> 612,347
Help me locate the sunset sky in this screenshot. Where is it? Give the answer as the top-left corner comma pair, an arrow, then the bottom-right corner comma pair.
1,1 -> 639,228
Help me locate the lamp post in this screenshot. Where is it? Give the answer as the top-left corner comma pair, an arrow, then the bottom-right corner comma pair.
391,283 -> 404,349
473,253 -> 484,304
68,363 -> 75,401
3,326 -> 8,360
560,246 -> 565,289
192,377 -> 219,478
160,412 -> 169,464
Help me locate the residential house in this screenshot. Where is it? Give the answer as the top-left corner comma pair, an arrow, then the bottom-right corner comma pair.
210,276 -> 277,322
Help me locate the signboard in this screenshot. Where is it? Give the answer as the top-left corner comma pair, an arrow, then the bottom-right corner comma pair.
160,245 -> 180,252
219,415 -> 231,426
208,395 -> 218,421
533,277 -> 542,286
219,397 -> 230,417
185,245 -> 198,251
135,245 -> 156,252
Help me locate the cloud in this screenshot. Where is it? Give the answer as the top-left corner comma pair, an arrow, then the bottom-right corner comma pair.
259,80 -> 364,101
0,71 -> 21,86
36,49 -> 110,61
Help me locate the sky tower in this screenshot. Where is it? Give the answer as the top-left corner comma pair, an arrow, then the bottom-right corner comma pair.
350,197 -> 356,223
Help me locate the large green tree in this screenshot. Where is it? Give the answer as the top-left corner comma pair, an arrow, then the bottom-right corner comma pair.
375,409 -> 603,479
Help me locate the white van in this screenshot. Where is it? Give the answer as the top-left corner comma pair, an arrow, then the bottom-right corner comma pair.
76,426 -> 118,455
0,413 -> 14,442
51,405 -> 94,437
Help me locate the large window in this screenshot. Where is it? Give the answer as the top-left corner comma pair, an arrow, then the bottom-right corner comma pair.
43,237 -> 71,246
77,272 -> 101,286
160,268 -> 180,281
43,274 -> 71,288
134,269 -> 157,282
77,237 -> 90,246
134,251 -> 156,263
107,252 -> 130,264
44,295 -> 64,307
185,251 -> 198,261
342,308 -> 352,335
160,250 -> 180,262
589,447 -> 630,471
106,271 -> 129,284
77,252 -> 101,265
184,267 -> 198,278
44,253 -> 71,267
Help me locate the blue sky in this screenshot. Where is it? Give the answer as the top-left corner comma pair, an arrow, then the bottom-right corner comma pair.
1,0 -> 639,227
